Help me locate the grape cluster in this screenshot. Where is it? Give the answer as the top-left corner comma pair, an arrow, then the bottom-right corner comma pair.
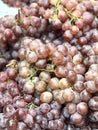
2,0 -> 38,7
0,0 -> 98,129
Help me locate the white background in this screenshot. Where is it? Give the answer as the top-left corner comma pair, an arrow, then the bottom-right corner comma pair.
0,1 -> 18,17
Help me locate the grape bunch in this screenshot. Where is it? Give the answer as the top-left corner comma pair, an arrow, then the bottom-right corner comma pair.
2,0 -> 38,7
0,0 -> 98,129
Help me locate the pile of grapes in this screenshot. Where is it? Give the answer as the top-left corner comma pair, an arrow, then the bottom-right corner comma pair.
2,0 -> 36,7
0,0 -> 98,129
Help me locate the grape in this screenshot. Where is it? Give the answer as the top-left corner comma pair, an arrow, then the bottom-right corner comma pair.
95,77 -> 98,88
0,58 -> 6,69
50,109 -> 60,119
68,46 -> 77,57
59,78 -> 70,89
41,117 -> 48,129
67,70 -> 76,82
39,71 -> 51,83
40,103 -> 51,113
63,30 -> 73,41
31,16 -> 41,28
66,103 -> 77,114
58,10 -> 68,22
76,74 -> 85,82
92,29 -> 98,42
26,51 -> 38,64
62,20 -> 72,31
62,107 -> 70,118
28,108 -> 36,118
89,96 -> 98,111
0,82 -> 7,92
72,91 -> 81,104
80,89 -> 92,102
55,65 -> 68,78
65,62 -> 74,71
13,25 -> 22,37
78,36 -> 87,46
85,70 -> 97,81
89,111 -> 98,122
14,98 -> 27,108
4,29 -> 13,40
49,77 -> 59,90
55,119 -> 64,130
46,42 -> 56,56
82,12 -> 94,25
70,112 -> 83,125
77,102 -> 88,115
85,80 -> 98,93
36,44 -> 48,59
17,108 -> 27,121
35,80 -> 47,92
35,59 -> 47,69
24,114 -> 34,128
51,50 -> 64,64
3,104 -> 17,118
53,90 -> 65,104
74,64 -> 86,75
17,122 -> 27,130
0,0 -> 98,129
46,112 -> 53,120
19,66 -> 30,78
93,42 -> 98,55
40,91 -> 53,103
52,19 -> 62,30
33,97 -> 41,106
7,119 -> 18,130
43,9 -> 53,19
23,94 -> 33,103
23,81 -> 35,94
73,53 -> 83,64
51,100 -> 61,110
66,0 -> 78,10
0,113 -> 8,129
32,123 -> 41,130
38,0 -> 49,8
63,88 -> 75,102
35,114 -> 42,124
48,120 -> 57,130
74,81 -> 85,92
4,91 -> 13,105
0,72 -> 8,82
20,17 -> 31,29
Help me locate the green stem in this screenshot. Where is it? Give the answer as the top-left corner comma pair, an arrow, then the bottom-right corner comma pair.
64,8 -> 80,24
28,102 -> 39,109
6,61 -> 18,70
38,68 -> 54,73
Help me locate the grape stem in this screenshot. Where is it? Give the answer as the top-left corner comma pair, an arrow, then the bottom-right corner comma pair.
16,9 -> 21,23
50,0 -> 81,24
28,102 -> 39,109
64,8 -> 81,24
6,61 -> 18,70
29,62 -> 56,78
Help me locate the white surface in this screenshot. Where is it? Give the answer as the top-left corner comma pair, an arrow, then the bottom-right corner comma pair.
0,1 -> 18,17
